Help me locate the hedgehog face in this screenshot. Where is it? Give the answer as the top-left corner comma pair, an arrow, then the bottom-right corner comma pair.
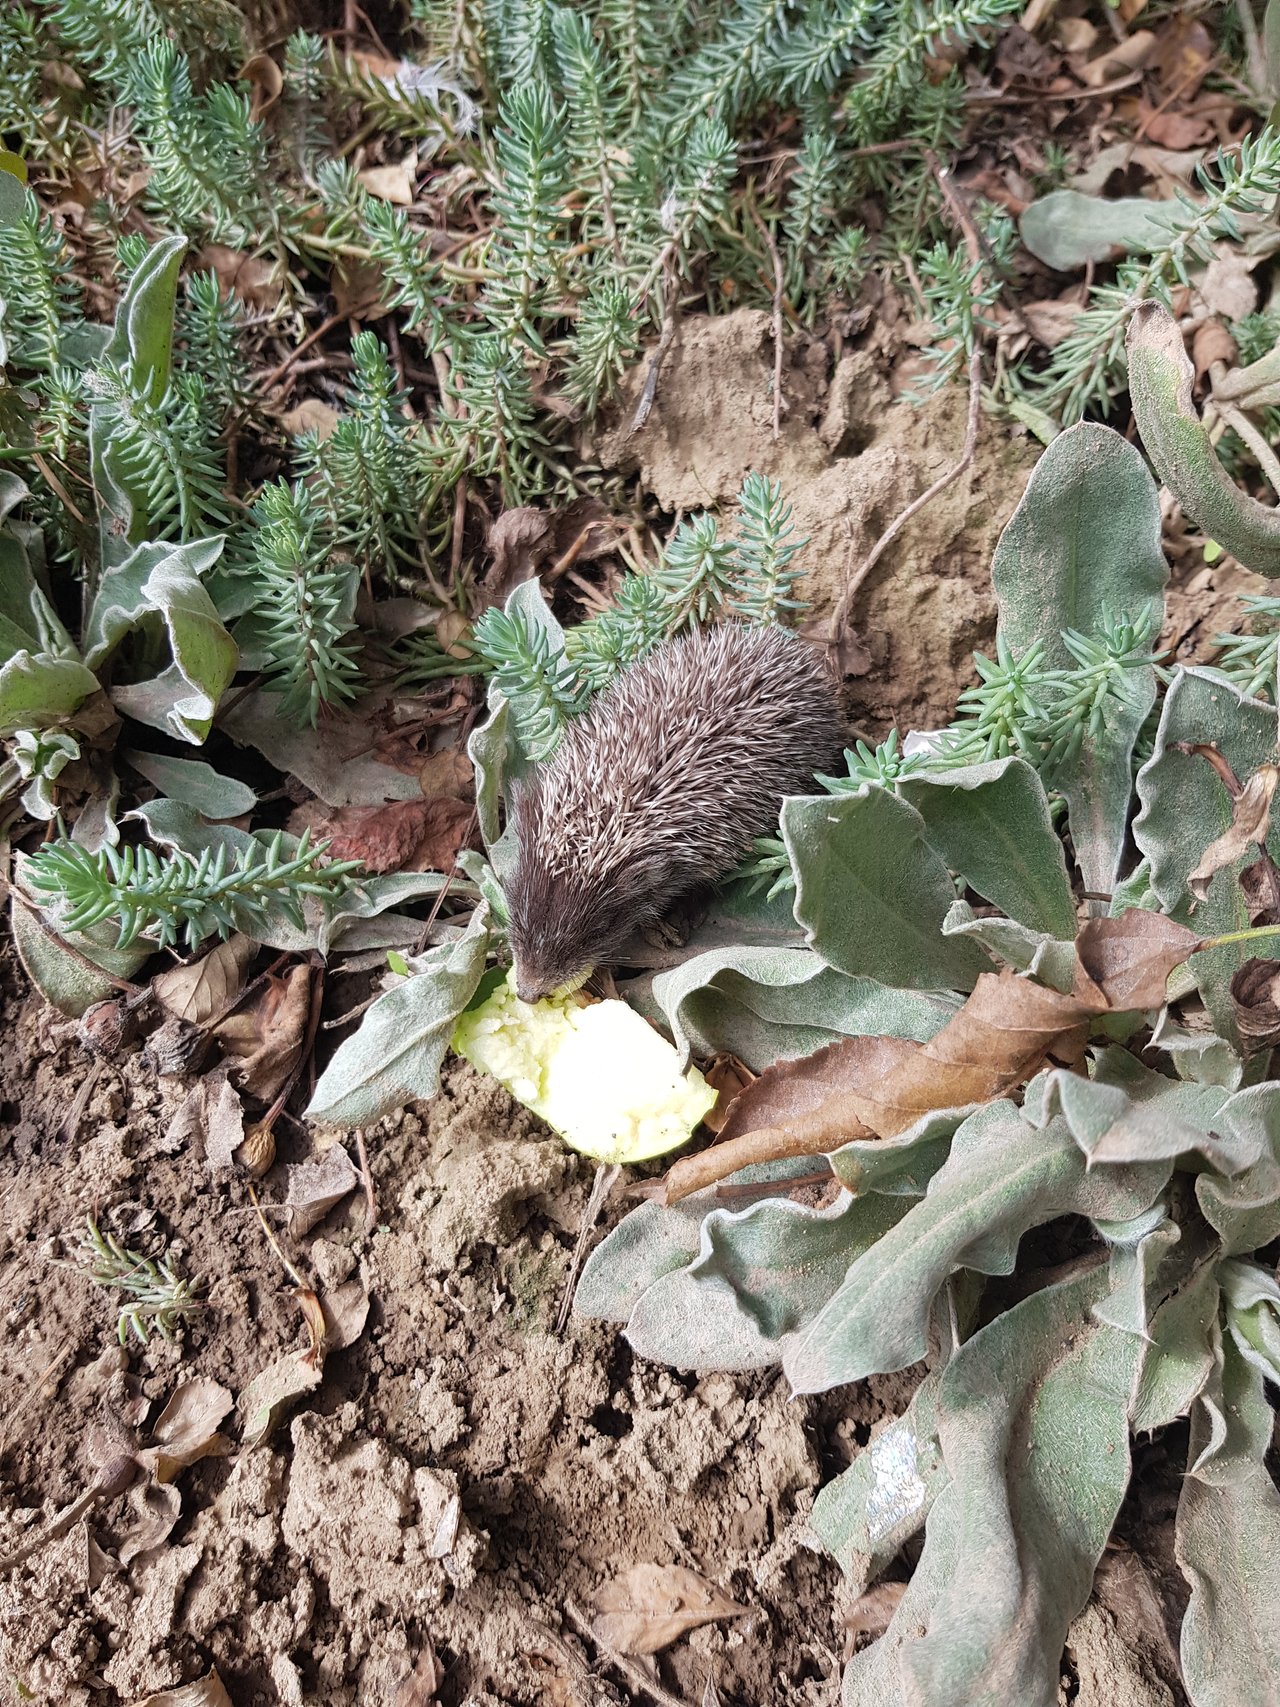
507,857 -> 651,1004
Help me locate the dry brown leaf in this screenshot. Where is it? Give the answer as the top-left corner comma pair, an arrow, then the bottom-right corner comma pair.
332,257 -> 388,319
1078,29 -> 1155,84
1144,109 -> 1213,150
314,798 -> 436,873
196,244 -> 281,309
1230,958 -> 1280,1054
169,1066 -> 245,1166
701,1055 -> 753,1133
1193,320 -> 1236,380
278,398 -> 340,440
663,975 -> 1102,1203
1075,911 -> 1202,1010
844,1581 -> 907,1640
482,498 -> 614,610
593,1563 -> 747,1656
238,1345 -> 323,1449
1239,855 -> 1280,924
118,1480 -> 183,1566
153,935 -> 254,1024
393,1648 -> 445,1706
128,1671 -> 233,1707
1020,299 -> 1085,349
1056,16 -> 1098,52
238,51 -> 283,117
418,746 -> 473,800
214,963 -> 311,1102
360,161 -> 415,204
141,1378 -> 234,1484
321,1276 -> 371,1351
1197,249 -> 1259,323
1188,763 -> 1280,901
285,1144 -> 359,1237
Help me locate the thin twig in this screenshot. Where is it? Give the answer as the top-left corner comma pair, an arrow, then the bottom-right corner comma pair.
748,205 -> 786,440
629,272 -> 677,435
555,1163 -> 620,1334
563,1598 -> 698,1707
248,1182 -> 306,1288
354,1131 -> 378,1233
830,347 -> 982,639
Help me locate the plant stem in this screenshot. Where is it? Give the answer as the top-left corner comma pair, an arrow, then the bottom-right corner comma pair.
1199,922 -> 1280,950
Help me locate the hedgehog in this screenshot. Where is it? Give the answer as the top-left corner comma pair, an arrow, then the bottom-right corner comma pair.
506,621 -> 841,1003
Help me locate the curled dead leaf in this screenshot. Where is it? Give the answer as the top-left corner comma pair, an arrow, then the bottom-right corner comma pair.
1188,763 -> 1280,902
215,962 -> 311,1102
238,51 -> 283,118
128,1668 -> 233,1707
118,1479 -> 183,1566
141,1377 -> 234,1484
1230,958 -> 1280,1053
393,1648 -> 445,1706
1193,320 -> 1237,379
593,1562 -> 747,1656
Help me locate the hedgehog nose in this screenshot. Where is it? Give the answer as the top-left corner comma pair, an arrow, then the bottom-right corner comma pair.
515,974 -> 543,1005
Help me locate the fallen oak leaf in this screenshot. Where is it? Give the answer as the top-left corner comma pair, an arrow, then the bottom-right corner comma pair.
593,1562 -> 747,1657
661,973 -> 1104,1204
1187,763 -> 1280,902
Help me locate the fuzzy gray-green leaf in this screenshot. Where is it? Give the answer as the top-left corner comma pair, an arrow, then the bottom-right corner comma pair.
1134,666 -> 1280,1038
306,906 -> 491,1126
1177,1338 -> 1280,1707
991,420 -> 1166,891
785,1102 -> 1170,1394
782,787 -> 986,992
647,944 -> 959,1070
844,1264 -> 1139,1707
1128,299 -> 1280,577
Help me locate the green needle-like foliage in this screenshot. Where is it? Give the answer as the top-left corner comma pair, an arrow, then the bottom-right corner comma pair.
653,513 -> 739,629
0,191 -> 82,374
563,278 -> 643,414
565,571 -> 669,689
728,473 -> 811,623
1214,595 -> 1280,701
282,29 -> 329,173
303,330 -> 423,581
25,831 -> 363,951
248,481 -> 364,728
73,1217 -> 203,1346
552,7 -> 625,250
480,80 -> 571,349
178,270 -> 252,423
87,357 -> 232,539
473,601 -> 587,758
362,200 -> 453,351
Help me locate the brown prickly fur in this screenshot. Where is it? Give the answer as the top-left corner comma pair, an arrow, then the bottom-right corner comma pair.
506,622 -> 841,1002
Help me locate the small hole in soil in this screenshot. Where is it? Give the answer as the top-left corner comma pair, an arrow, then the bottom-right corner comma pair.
588,1402 -> 633,1438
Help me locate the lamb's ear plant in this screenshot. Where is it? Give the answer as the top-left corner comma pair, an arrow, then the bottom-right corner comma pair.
569,419 -> 1280,1707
